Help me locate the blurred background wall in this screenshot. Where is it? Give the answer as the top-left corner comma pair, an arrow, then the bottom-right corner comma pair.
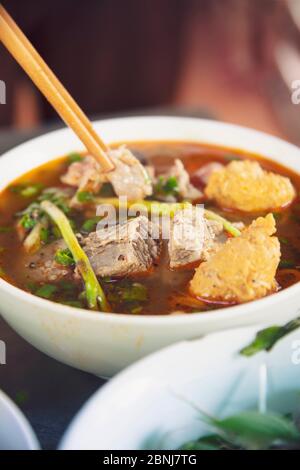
1,0 -> 300,143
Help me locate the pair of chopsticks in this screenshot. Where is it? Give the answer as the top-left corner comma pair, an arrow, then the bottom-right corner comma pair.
0,5 -> 114,172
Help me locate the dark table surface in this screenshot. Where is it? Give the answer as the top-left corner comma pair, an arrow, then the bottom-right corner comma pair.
0,109 -> 212,450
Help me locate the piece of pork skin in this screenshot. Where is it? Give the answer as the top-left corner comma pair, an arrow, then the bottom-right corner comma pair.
190,213 -> 280,303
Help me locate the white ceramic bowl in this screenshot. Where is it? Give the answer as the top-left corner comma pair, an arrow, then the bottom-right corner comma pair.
61,326 -> 300,450
1,117 -> 300,377
0,390 -> 39,450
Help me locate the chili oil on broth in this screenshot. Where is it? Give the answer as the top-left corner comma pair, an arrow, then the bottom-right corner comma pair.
0,141 -> 300,315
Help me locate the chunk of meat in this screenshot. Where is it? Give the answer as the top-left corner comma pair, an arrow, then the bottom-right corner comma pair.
81,216 -> 161,277
61,156 -> 105,193
191,162 -> 224,188
205,160 -> 296,212
164,159 -> 202,201
190,213 -> 281,303
22,240 -> 73,283
107,146 -> 153,200
168,207 -> 223,268
62,146 -> 152,200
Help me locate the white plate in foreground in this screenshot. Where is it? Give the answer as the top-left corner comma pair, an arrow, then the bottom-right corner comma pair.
61,325 -> 300,450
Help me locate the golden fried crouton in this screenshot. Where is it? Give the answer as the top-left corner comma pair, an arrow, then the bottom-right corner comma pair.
205,160 -> 295,212
189,213 -> 280,303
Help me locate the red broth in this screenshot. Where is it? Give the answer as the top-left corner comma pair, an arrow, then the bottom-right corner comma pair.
0,141 -> 299,315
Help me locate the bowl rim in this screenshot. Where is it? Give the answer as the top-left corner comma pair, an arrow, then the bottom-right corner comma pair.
1,115 -> 300,326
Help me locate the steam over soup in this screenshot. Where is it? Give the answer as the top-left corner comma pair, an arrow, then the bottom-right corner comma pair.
0,141 -> 299,315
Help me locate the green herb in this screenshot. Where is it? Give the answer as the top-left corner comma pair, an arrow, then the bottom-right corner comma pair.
180,410 -> 300,450
20,213 -> 37,230
76,191 -> 94,203
17,202 -> 42,231
240,317 -> 300,356
23,217 -> 49,254
81,216 -> 102,233
55,248 -> 75,266
41,200 -> 110,312
38,188 -> 71,214
279,260 -> 295,269
26,282 -> 38,292
67,152 -> 82,163
9,183 -> 44,198
212,411 -> 300,450
35,284 -> 58,299
0,226 -> 12,233
122,283 -> 148,302
40,227 -> 50,244
154,175 -> 179,198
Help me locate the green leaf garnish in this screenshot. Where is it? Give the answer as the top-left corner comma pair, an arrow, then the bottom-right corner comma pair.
67,152 -> 82,163
154,175 -> 179,198
38,188 -> 71,214
35,284 -> 58,299
240,317 -> 300,356
9,183 -> 44,198
55,248 -> 75,266
76,191 -> 94,203
81,216 -> 103,234
20,213 -> 37,230
122,283 -> 148,302
212,411 -> 300,450
40,227 -> 50,244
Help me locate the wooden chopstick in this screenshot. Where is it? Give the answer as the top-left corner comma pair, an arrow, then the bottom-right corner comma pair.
0,5 -> 114,172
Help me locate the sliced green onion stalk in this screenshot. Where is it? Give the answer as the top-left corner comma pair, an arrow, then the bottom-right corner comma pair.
41,200 -> 110,312
23,217 -> 49,254
204,209 -> 241,237
94,197 -> 241,236
94,197 -> 190,218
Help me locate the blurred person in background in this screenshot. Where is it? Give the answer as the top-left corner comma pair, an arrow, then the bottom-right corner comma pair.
0,0 -> 297,139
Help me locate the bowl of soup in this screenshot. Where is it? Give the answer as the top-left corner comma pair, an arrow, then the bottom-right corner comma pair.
0,116 -> 300,376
